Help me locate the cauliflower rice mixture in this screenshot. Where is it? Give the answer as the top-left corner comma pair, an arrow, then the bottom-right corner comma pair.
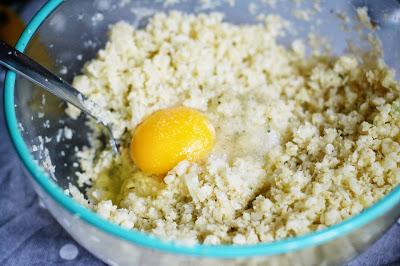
67,12 -> 400,245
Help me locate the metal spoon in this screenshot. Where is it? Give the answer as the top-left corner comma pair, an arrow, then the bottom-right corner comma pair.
0,40 -> 119,154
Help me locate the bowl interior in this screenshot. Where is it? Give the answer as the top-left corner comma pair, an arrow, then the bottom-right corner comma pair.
14,0 -> 400,191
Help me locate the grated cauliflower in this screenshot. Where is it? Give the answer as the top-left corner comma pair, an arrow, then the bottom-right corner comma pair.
67,11 -> 400,245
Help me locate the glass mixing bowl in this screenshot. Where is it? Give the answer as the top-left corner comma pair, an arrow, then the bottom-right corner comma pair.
4,0 -> 400,265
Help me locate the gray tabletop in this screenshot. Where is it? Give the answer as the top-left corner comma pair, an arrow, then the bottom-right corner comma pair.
0,2 -> 400,265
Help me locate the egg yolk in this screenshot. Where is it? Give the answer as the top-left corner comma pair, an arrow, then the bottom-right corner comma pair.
130,106 -> 215,175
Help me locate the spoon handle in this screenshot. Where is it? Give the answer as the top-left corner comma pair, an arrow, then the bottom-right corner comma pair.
0,40 -> 119,153
0,40 -> 95,121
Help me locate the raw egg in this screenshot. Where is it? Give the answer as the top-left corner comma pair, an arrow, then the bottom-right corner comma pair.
130,106 -> 215,175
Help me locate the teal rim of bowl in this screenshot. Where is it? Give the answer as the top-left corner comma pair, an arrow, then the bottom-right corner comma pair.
4,0 -> 400,258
